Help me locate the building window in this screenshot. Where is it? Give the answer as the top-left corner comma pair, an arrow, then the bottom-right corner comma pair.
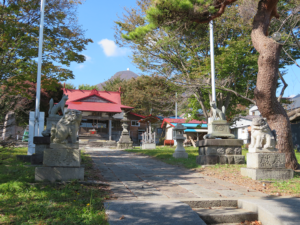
131,120 -> 140,127
252,111 -> 255,115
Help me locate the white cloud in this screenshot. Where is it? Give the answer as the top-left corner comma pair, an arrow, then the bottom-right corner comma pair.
78,64 -> 85,69
98,39 -> 128,57
83,54 -> 92,61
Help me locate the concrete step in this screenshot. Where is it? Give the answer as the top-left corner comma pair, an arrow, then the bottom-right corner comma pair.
193,207 -> 258,224
210,224 -> 242,225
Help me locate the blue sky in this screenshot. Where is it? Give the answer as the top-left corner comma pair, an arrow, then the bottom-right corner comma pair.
66,0 -> 141,88
66,0 -> 300,98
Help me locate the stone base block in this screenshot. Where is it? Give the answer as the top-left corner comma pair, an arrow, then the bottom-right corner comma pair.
247,153 -> 285,169
142,143 -> 156,150
197,139 -> 244,147
43,149 -> 81,167
31,154 -> 43,165
50,142 -> 79,150
35,144 -> 49,155
173,151 -> 188,159
35,166 -> 84,182
16,155 -> 31,163
117,142 -> 133,149
241,167 -> 294,180
34,136 -> 50,144
196,155 -> 245,165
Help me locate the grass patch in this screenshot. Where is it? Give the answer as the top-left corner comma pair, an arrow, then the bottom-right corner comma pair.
126,146 -> 201,169
0,147 -> 109,224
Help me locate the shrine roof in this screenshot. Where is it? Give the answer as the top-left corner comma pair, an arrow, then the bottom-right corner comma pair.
63,89 -> 133,112
161,118 -> 207,128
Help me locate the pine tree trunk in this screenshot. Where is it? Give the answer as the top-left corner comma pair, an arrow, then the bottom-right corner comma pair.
251,0 -> 299,170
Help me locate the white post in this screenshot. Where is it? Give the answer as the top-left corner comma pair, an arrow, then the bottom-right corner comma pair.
34,0 -> 46,136
109,119 -> 112,141
210,20 -> 216,102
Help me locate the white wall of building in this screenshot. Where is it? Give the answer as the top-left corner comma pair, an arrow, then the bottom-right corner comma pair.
249,106 -> 261,116
231,118 -> 252,144
165,124 -> 173,140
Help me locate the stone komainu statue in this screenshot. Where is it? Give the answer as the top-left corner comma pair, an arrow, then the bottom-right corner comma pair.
51,109 -> 82,144
210,101 -> 226,121
48,94 -> 69,116
249,118 -> 277,152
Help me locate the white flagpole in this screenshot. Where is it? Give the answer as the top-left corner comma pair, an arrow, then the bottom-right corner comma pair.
210,20 -> 216,102
34,0 -> 46,136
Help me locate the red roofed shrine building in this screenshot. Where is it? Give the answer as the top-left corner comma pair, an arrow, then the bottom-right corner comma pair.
63,88 -> 147,142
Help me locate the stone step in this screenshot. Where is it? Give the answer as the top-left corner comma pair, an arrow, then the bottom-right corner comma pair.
182,200 -> 238,208
193,207 -> 258,224
210,223 -> 243,225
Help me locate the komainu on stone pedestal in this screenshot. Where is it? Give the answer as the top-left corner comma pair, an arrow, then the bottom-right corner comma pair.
35,109 -> 84,182
241,118 -> 293,180
248,118 -> 277,153
196,102 -> 244,165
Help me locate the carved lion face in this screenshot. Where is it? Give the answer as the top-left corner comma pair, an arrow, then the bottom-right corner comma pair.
252,117 -> 266,126
61,110 -> 82,125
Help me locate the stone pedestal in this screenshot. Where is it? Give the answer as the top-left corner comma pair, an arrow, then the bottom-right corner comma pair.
196,139 -> 245,165
206,120 -> 236,139
32,136 -> 51,164
42,115 -> 62,137
142,143 -> 156,150
35,141 -> 84,182
117,114 -> 133,149
241,153 -> 294,180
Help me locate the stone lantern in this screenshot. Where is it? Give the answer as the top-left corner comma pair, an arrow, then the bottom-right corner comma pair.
173,123 -> 188,158
117,112 -> 133,149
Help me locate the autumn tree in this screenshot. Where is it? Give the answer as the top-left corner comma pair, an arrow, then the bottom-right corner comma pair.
0,77 -> 63,126
124,0 -> 300,169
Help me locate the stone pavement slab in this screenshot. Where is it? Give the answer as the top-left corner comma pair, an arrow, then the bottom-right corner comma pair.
104,200 -> 206,225
86,149 -> 268,200
239,197 -> 300,225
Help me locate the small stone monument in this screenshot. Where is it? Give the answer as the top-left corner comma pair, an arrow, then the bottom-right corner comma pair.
196,101 -> 245,165
241,118 -> 293,180
35,109 -> 84,182
117,112 -> 133,149
173,124 -> 188,158
142,123 -> 156,150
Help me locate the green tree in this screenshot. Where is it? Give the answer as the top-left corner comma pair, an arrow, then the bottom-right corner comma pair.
64,83 -> 76,89
0,0 -> 92,90
115,0 -> 258,121
123,0 -> 300,169
103,75 -> 179,116
78,84 -> 99,90
101,76 -> 124,91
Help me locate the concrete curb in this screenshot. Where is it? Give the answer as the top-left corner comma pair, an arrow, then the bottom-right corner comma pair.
238,198 -> 300,225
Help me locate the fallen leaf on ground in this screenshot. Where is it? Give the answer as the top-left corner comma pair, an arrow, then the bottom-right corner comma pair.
119,215 -> 125,220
